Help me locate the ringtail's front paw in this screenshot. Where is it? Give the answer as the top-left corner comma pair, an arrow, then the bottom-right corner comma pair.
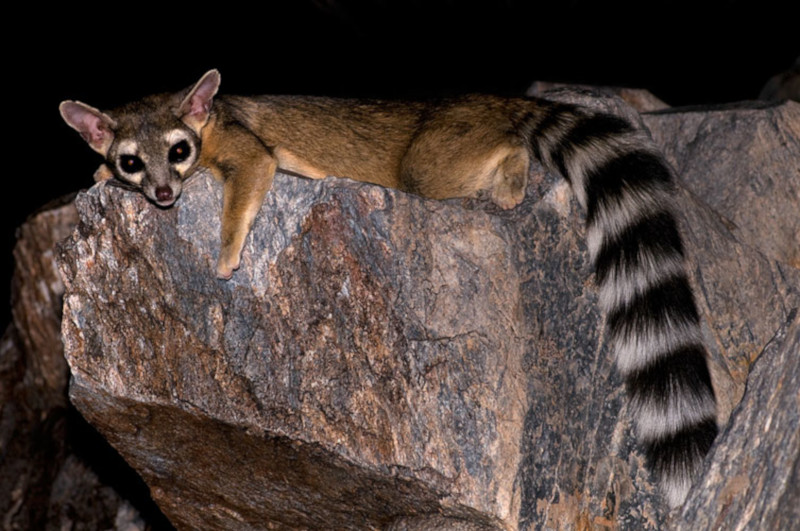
216,251 -> 241,280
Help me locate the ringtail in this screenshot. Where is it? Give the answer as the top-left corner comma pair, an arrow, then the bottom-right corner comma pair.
60,70 -> 718,508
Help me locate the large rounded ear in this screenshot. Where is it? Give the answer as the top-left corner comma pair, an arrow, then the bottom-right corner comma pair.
178,69 -> 221,134
59,101 -> 117,156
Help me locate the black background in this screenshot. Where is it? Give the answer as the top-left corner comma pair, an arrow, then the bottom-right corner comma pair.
5,2 -> 797,327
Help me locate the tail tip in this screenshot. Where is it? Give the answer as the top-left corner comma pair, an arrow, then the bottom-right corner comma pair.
661,473 -> 692,509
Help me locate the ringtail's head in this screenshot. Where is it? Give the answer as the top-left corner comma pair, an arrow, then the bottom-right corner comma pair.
60,70 -> 221,207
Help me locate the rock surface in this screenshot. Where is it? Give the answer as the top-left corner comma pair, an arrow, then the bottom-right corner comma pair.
644,100 -> 800,268
0,199 -> 84,529
59,171 -> 536,530
5,91 -> 796,530
0,199 -> 170,530
672,309 -> 800,530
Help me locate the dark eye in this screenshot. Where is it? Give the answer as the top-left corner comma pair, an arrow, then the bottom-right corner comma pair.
169,140 -> 191,164
119,155 -> 144,174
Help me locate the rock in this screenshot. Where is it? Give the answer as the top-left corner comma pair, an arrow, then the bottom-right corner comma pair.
9,197 -> 78,409
37,91 -> 800,529
59,171 -> 534,530
643,101 -> 800,421
0,198 -> 169,530
671,309 -> 800,530
0,199 -> 79,530
0,199 -> 109,528
643,100 -> 800,268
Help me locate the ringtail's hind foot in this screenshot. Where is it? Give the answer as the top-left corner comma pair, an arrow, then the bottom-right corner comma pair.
487,147 -> 529,209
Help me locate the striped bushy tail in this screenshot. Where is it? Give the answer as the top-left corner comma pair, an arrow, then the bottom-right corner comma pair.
525,102 -> 718,507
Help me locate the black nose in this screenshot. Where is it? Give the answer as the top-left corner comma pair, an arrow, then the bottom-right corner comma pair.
155,186 -> 174,203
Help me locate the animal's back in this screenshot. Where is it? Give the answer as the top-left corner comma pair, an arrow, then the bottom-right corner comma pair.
220,94 -> 425,187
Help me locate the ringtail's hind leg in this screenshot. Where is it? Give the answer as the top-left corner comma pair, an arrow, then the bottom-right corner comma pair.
201,124 -> 277,279
402,142 -> 530,208
400,100 -> 530,207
